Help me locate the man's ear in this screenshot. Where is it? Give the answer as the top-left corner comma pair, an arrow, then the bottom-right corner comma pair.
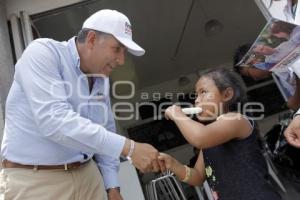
85,31 -> 97,49
222,87 -> 234,102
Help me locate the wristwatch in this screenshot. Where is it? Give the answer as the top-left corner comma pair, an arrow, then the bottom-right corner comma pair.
106,187 -> 120,193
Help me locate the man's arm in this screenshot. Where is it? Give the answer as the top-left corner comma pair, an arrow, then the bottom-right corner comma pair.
94,96 -> 122,199
285,70 -> 300,148
94,154 -> 122,199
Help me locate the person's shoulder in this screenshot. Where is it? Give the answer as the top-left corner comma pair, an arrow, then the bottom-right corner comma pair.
24,38 -> 69,58
218,112 -> 253,136
219,112 -> 252,124
18,38 -> 66,68
22,38 -> 55,52
30,38 -> 64,48
218,112 -> 244,121
34,38 -> 56,43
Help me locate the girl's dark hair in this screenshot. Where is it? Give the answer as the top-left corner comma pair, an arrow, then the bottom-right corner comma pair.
233,44 -> 251,67
201,68 -> 247,112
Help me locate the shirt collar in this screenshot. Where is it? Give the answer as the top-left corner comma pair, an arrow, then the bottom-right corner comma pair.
67,36 -> 109,94
68,37 -> 80,69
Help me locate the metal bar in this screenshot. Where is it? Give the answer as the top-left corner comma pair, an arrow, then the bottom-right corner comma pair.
9,13 -> 24,60
20,11 -> 34,47
172,0 -> 196,59
203,181 -> 214,200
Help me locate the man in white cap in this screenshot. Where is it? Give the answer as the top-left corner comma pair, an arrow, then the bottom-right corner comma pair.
1,9 -> 161,200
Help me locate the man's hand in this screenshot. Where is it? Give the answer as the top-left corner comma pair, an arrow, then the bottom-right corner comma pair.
284,115 -> 300,148
107,188 -> 123,200
131,142 -> 160,173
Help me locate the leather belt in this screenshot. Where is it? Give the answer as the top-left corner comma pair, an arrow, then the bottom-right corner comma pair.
2,159 -> 90,170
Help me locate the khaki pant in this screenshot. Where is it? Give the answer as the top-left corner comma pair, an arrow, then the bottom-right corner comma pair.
0,160 -> 107,200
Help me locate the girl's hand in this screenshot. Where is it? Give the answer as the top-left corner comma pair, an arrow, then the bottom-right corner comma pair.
164,105 -> 185,121
158,152 -> 178,172
159,153 -> 191,183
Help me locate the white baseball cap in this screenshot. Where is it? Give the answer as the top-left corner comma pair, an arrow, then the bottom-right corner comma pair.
82,9 -> 145,56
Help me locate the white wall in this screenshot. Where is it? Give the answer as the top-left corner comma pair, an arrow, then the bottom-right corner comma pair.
1,0 -> 14,162
5,0 -> 84,17
0,102 -> 3,140
0,97 -> 4,164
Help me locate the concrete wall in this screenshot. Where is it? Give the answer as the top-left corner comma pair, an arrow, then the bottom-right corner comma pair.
0,99 -> 3,150
0,0 -> 14,157
6,0 -> 84,16
0,0 -> 14,107
0,104 -> 2,168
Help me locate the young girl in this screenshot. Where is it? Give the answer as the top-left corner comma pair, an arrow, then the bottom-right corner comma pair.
158,68 -> 281,200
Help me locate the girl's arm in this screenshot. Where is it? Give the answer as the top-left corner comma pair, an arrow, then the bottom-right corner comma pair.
165,105 -> 252,149
158,151 -> 206,186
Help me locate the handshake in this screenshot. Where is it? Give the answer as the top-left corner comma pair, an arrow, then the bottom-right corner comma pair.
122,105 -> 202,173
122,139 -> 172,173
121,107 -> 202,173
